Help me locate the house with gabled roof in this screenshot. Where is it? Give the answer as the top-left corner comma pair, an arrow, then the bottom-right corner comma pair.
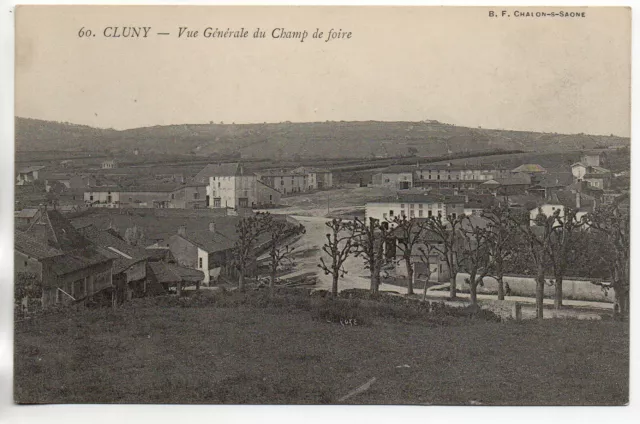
200,163 -> 259,209
150,222 -> 236,285
15,207 -> 115,307
16,165 -> 46,185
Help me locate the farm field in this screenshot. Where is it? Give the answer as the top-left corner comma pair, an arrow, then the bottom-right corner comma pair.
14,298 -> 629,405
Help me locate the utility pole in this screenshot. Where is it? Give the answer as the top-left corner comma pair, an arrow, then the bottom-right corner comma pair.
327,192 -> 330,215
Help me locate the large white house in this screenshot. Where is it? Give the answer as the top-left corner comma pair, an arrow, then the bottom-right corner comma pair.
365,193 -> 466,223
205,163 -> 258,209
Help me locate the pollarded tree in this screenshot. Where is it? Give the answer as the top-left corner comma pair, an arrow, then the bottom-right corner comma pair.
318,219 -> 357,298
234,212 -> 272,291
352,217 -> 390,295
415,239 -> 437,302
546,207 -> 587,309
458,216 -> 493,306
389,215 -> 429,296
481,204 -> 518,301
426,213 -> 465,299
587,195 -> 630,319
266,218 -> 306,296
513,208 -> 558,319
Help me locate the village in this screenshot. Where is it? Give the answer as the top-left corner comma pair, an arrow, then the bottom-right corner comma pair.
14,147 -> 630,321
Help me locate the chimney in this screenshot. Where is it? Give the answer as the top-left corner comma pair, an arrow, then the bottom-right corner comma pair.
178,225 -> 186,237
209,222 -> 216,233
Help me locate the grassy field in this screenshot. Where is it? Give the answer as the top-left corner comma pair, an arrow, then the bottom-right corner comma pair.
14,291 -> 628,406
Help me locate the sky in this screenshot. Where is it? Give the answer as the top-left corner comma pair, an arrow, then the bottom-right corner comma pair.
15,6 -> 631,136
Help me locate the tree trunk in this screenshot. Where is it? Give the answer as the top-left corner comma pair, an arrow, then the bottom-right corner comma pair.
554,275 -> 563,309
270,266 -> 277,298
535,265 -> 545,320
449,274 -> 457,299
405,257 -> 414,295
238,266 -> 245,292
332,274 -> 339,299
497,274 -> 505,301
422,272 -> 431,302
469,273 -> 478,306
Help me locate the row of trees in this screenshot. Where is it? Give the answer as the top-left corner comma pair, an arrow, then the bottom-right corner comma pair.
315,196 -> 630,320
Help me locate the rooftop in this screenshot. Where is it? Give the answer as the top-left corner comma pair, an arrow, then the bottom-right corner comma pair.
369,193 -> 466,204
512,164 -> 547,174
195,163 -> 247,181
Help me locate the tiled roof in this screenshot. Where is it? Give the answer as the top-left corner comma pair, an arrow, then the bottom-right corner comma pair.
195,163 -> 245,181
78,225 -> 150,274
148,261 -> 204,284
370,193 -> 466,204
512,164 -> 547,173
18,166 -> 46,174
15,209 -> 39,219
178,230 -> 235,253
15,230 -> 62,259
26,209 -> 93,252
481,175 -> 531,186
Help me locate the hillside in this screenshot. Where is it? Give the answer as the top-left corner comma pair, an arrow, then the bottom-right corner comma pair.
15,117 -> 629,159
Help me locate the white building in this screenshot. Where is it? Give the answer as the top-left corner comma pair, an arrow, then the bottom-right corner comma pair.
204,163 -> 258,209
365,193 -> 466,223
371,166 -> 414,190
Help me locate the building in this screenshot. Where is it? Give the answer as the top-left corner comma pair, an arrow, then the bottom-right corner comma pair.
258,170 -> 308,195
414,163 -> 510,191
205,163 -> 258,209
77,225 -> 156,302
151,223 -> 236,285
15,208 -> 39,229
371,166 -> 414,190
169,183 -> 208,209
365,193 -> 466,223
16,166 -> 46,185
291,167 -> 334,190
512,164 -> 547,185
257,181 -> 282,207
480,174 -> 531,196
526,173 -> 573,199
528,191 -> 593,225
101,159 -> 118,169
14,208 -> 115,307
45,174 -> 97,193
463,194 -> 496,216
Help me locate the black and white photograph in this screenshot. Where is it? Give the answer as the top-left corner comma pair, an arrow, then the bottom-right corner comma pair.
3,3 -> 633,412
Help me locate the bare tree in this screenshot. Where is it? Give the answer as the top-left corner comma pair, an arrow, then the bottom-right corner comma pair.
415,240 -> 437,302
266,218 -> 306,296
234,213 -> 271,291
426,214 -> 464,299
389,215 -> 428,295
318,219 -> 357,298
481,204 -> 517,300
587,196 -> 630,319
458,216 -> 492,306
513,208 -> 558,319
547,207 -> 587,309
352,217 -> 390,295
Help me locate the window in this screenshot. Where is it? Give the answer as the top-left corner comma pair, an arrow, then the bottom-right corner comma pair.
194,193 -> 199,200
428,210 -> 433,217
400,204 -> 405,209
389,210 -> 394,216
418,210 -> 423,217
437,175 -> 440,180
452,213 -> 457,219
90,195 -> 94,201
409,203 -> 414,209
213,198 -> 221,208
418,203 -> 423,209
410,210 -> 415,217
171,193 -> 175,200
199,257 -> 203,268
383,213 -> 387,219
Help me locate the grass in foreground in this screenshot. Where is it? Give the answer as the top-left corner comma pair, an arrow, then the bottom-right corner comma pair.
14,290 -> 628,405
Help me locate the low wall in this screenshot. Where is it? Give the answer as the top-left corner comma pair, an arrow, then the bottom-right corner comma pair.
455,273 -> 612,303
